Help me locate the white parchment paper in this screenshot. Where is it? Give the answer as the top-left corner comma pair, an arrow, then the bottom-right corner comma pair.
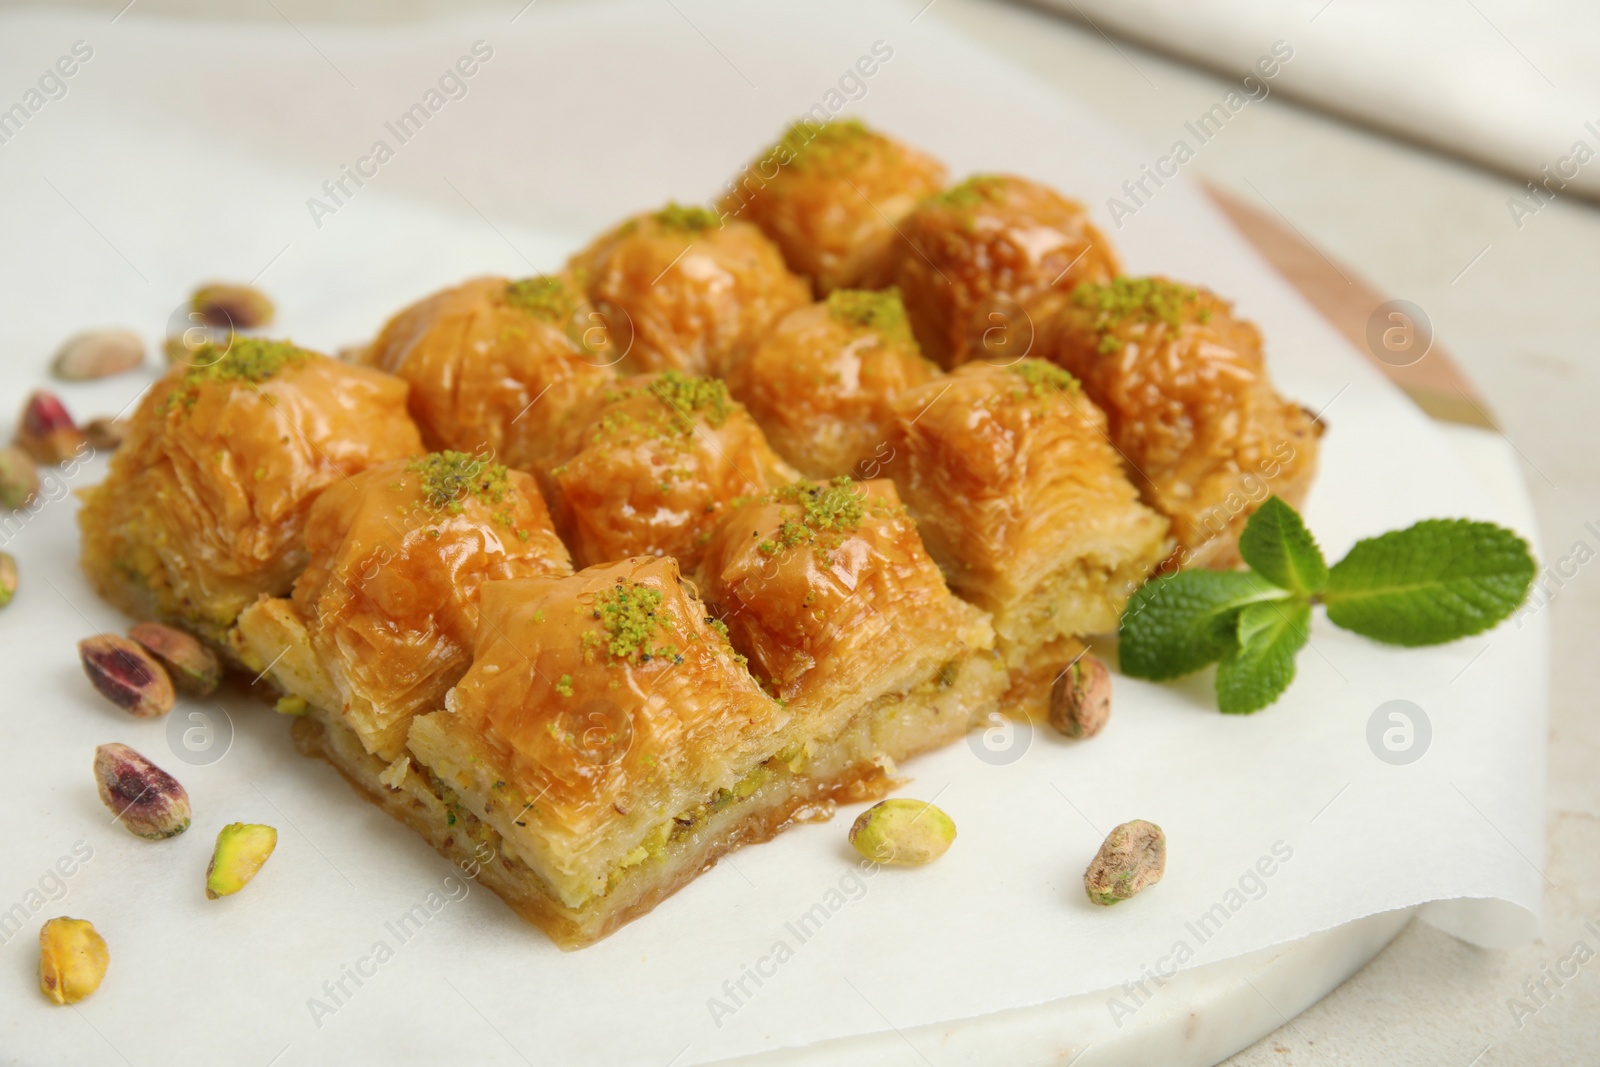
0,2 -> 1547,1064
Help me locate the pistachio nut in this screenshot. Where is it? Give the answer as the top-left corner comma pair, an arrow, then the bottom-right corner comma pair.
1084,819 -> 1166,906
206,823 -> 278,898
128,621 -> 221,696
1049,654 -> 1111,739
15,391 -> 86,465
51,328 -> 144,381
848,797 -> 956,866
94,743 -> 192,839
78,634 -> 176,718
38,917 -> 108,1005
191,282 -> 274,330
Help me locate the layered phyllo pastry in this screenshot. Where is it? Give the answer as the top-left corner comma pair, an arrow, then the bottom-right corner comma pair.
888,360 -> 1169,712
726,289 -> 940,480
719,118 -> 948,295
401,557 -> 821,947
235,452 -> 572,761
78,339 -> 423,649
567,204 -> 809,377
1046,277 -> 1322,568
542,371 -> 798,571
696,476 -> 1005,749
364,274 -> 617,471
890,175 -> 1120,369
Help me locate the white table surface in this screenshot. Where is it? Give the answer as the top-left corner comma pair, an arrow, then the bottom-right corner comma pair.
8,0 -> 1599,1063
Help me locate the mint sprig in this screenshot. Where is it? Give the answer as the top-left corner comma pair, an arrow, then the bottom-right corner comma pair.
1119,497 -> 1535,713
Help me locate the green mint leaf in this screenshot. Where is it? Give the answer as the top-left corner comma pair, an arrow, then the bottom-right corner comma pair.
1237,496 -> 1328,596
1216,599 -> 1311,714
1120,570 -> 1292,680
1323,519 -> 1534,646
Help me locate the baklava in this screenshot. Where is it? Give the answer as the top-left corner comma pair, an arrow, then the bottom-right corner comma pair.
890,174 -> 1120,368
888,359 -> 1169,711
234,452 -> 572,761
402,557 -> 837,948
725,288 -> 939,479
719,118 -> 948,295
364,274 -> 616,471
542,371 -> 798,571
1046,277 -> 1322,568
78,339 -> 423,649
567,204 -> 809,377
695,476 -> 1004,740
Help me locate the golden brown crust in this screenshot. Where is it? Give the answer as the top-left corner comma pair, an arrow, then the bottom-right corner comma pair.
891,175 -> 1119,369
694,478 -> 996,718
567,208 -> 809,377
241,456 -> 572,760
543,373 -> 798,571
725,294 -> 940,479
718,119 -> 948,295
1045,278 -> 1322,568
78,346 -> 423,645
365,275 -> 616,471
407,557 -> 789,907
888,360 -> 1168,652
293,689 -> 904,949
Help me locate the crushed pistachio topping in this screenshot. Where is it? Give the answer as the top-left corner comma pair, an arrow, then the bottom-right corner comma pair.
775,117 -> 876,172
757,477 -> 868,561
505,275 -> 576,322
933,174 -> 1008,210
554,674 -> 574,697
1008,359 -> 1080,397
183,338 -> 312,386
585,580 -> 680,665
652,202 -> 720,232
825,287 -> 917,350
647,370 -> 730,431
1071,277 -> 1211,353
408,451 -> 510,512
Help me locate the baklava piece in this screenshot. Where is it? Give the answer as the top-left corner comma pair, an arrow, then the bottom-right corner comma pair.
398,557 -> 838,947
719,118 -> 948,295
364,274 -> 616,471
696,476 -> 1004,755
78,339 -> 423,649
1046,277 -> 1322,568
726,288 -> 940,479
889,359 -> 1169,713
567,204 -> 809,377
543,372 -> 798,571
235,452 -> 572,761
890,174 -> 1120,369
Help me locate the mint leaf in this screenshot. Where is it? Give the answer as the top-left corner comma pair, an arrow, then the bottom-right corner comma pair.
1237,496 -> 1327,596
1120,571 -> 1292,680
1216,599 -> 1311,714
1323,519 -> 1534,645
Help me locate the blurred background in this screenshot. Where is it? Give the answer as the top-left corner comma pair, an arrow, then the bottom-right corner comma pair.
3,0 -> 1596,1062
